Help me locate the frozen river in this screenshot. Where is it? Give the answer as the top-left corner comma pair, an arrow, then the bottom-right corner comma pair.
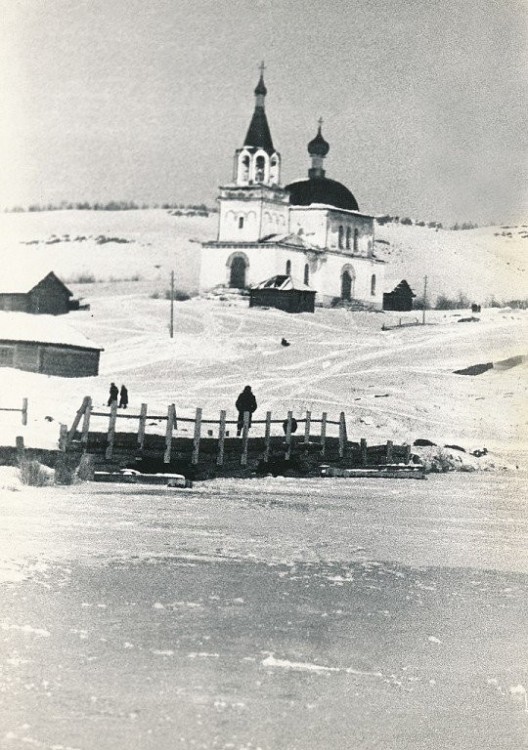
1,472 -> 527,749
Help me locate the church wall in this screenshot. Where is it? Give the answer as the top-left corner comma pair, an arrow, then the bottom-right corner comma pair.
288,208 -> 328,248
218,199 -> 290,243
326,213 -> 374,257
316,253 -> 384,308
200,244 -> 280,290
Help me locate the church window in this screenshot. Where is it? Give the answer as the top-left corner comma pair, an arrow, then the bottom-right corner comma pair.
241,155 -> 250,181
353,228 -> 359,253
346,227 -> 351,249
255,155 -> 265,183
304,263 -> 310,285
371,274 -> 377,296
286,259 -> 291,275
338,225 -> 344,249
238,216 -> 244,229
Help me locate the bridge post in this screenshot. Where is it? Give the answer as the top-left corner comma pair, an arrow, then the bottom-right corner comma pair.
105,401 -> 118,460
339,412 -> 347,458
264,411 -> 272,462
81,397 -> 92,449
192,408 -> 202,465
21,398 -> 28,426
217,410 -> 226,466
386,440 -> 393,464
304,410 -> 311,444
285,411 -> 293,460
320,412 -> 327,456
360,438 -> 368,466
240,411 -> 250,466
137,403 -> 148,451
164,403 -> 176,464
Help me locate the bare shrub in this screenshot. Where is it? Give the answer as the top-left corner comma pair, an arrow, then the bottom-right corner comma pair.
19,460 -> 55,486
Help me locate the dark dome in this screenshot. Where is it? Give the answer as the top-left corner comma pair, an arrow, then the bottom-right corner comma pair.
254,74 -> 267,97
308,127 -> 329,157
286,177 -> 359,211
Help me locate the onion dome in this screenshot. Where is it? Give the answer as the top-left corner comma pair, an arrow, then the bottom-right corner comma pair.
308,122 -> 330,157
286,177 -> 359,211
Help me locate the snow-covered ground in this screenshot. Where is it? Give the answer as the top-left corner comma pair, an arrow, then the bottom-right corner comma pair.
1,474 -> 527,749
1,297 -> 526,456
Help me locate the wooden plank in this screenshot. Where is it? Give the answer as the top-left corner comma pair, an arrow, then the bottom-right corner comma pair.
217,410 -> 226,466
58,424 -> 68,452
360,438 -> 368,466
304,410 -> 311,444
15,435 -> 25,461
137,403 -> 148,450
320,412 -> 327,456
264,411 -> 272,462
105,401 -> 118,460
21,398 -> 28,426
67,396 -> 91,447
240,411 -> 250,466
386,440 -> 393,464
164,403 -> 175,464
285,411 -> 293,459
339,411 -> 347,458
191,408 -> 202,465
80,397 -> 92,448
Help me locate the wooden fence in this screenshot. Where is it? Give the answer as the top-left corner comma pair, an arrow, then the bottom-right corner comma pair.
62,397 -> 411,470
0,398 -> 28,425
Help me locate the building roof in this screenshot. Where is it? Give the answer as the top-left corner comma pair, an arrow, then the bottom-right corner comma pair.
0,269 -> 72,296
285,176 -> 359,211
252,275 -> 315,292
0,312 -> 103,350
244,107 -> 275,154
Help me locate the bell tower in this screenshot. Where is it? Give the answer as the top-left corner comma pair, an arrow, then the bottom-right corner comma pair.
216,64 -> 289,243
234,62 -> 281,187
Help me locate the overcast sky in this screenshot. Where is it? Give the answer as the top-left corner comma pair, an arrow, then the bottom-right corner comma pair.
1,0 -> 527,224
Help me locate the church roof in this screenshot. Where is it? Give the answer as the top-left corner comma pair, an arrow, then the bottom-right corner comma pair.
244,107 -> 275,154
285,176 -> 359,211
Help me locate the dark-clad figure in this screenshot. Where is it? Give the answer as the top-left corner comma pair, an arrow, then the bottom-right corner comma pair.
236,385 -> 257,436
119,385 -> 129,409
107,382 -> 118,407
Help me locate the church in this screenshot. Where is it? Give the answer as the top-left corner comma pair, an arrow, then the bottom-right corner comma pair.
200,68 -> 385,308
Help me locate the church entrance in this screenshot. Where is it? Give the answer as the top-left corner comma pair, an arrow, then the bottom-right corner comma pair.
229,256 -> 247,288
341,270 -> 353,300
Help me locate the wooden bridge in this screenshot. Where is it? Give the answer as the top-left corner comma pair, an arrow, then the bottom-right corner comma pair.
61,397 -> 413,479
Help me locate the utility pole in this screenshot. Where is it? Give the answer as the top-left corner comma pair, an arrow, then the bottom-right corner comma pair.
169,271 -> 174,338
422,275 -> 428,325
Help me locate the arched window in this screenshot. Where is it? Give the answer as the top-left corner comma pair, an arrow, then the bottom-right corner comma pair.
241,155 -> 250,182
304,263 -> 310,285
285,259 -> 292,275
353,228 -> 359,253
238,216 -> 244,229
270,156 -> 279,183
371,274 -> 377,296
338,225 -> 344,249
255,155 -> 265,183
346,227 -> 351,249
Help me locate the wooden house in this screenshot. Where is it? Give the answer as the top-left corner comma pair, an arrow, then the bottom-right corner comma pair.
383,279 -> 416,311
0,269 -> 77,315
0,312 -> 103,377
250,275 -> 316,313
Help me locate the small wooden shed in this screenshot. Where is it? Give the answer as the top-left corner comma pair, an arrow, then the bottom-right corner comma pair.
0,269 -> 77,315
0,312 -> 103,377
250,275 -> 316,313
383,279 -> 416,311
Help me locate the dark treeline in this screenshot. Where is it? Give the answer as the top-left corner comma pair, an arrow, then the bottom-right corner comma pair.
4,201 -> 217,214
376,215 -> 482,231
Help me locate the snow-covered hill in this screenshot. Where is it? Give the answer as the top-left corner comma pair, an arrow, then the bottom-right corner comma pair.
1,210 -> 527,303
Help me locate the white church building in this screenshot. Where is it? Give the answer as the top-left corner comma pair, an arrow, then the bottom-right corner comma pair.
200,69 -> 385,308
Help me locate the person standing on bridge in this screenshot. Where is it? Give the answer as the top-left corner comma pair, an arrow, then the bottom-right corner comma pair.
119,385 -> 129,409
236,385 -> 257,437
107,382 -> 118,407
